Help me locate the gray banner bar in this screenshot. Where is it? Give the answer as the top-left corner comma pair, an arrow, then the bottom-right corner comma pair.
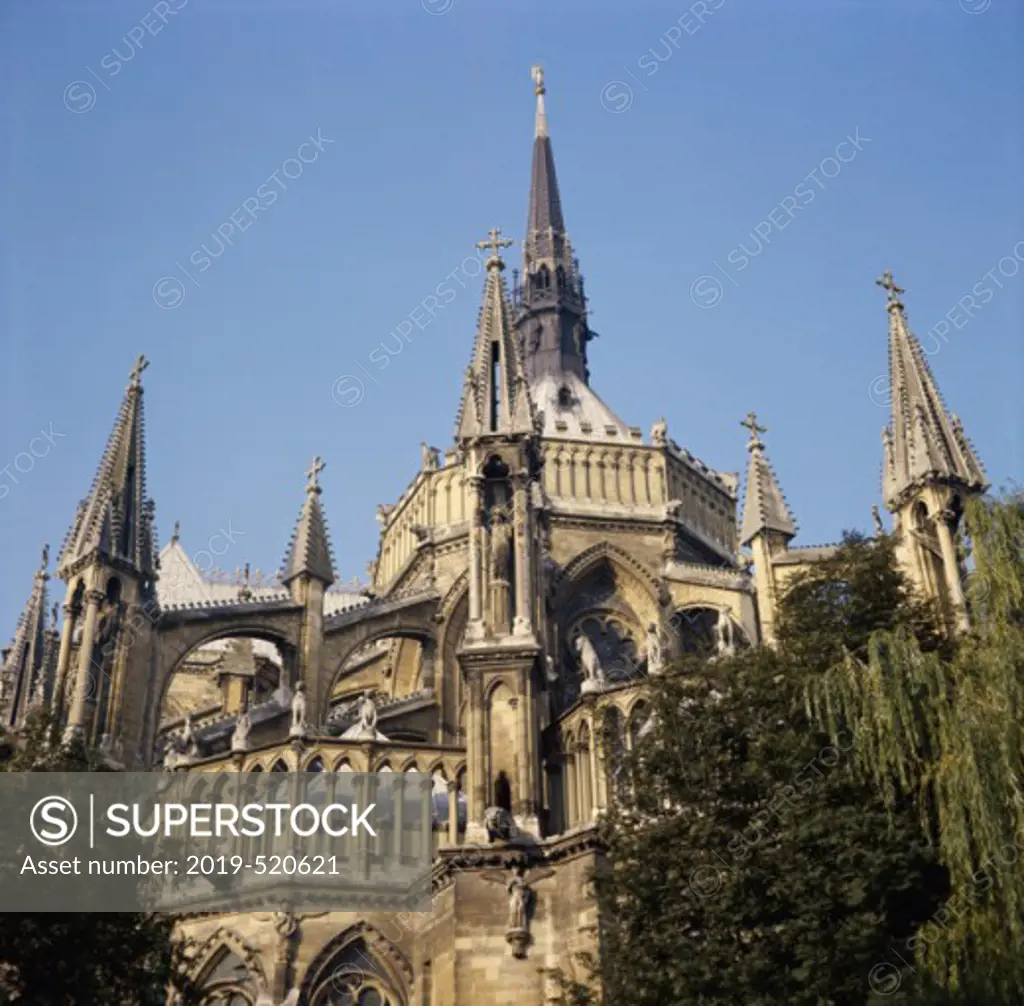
0,773 -> 432,913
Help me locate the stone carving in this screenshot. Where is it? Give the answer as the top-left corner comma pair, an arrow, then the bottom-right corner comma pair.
650,417 -> 668,447
484,805 -> 517,843
231,708 -> 252,753
574,633 -> 606,693
545,654 -> 558,683
482,861 -> 555,958
645,623 -> 664,675
182,713 -> 198,757
421,442 -> 440,471
289,682 -> 307,739
341,691 -> 388,741
489,508 -> 513,584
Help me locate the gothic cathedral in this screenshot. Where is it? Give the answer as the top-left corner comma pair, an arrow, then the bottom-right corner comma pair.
1,66 -> 987,1006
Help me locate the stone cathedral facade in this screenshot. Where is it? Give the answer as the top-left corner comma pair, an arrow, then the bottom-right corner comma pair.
1,67 -> 988,1006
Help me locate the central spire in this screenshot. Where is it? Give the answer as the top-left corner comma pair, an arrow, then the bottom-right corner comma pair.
518,65 -> 589,384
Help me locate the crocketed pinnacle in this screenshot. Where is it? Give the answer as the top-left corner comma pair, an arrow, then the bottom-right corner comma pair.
1,544 -> 52,727
281,457 -> 336,586
877,271 -> 987,510
456,230 -> 536,441
739,413 -> 797,547
57,355 -> 156,581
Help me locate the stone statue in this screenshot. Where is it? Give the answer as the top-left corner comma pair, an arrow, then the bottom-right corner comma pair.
545,654 -> 558,683
357,691 -> 377,733
482,861 -> 555,958
645,623 -> 664,675
484,805 -> 517,843
289,682 -> 307,738
181,713 -> 198,757
340,691 -> 388,741
91,599 -> 119,676
231,709 -> 251,753
489,509 -> 513,583
574,634 -> 605,693
650,417 -> 668,447
421,442 -> 440,471
714,608 -> 735,658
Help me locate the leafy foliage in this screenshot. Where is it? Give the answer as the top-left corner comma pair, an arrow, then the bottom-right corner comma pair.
557,533 -> 950,1005
807,495 -> 1024,999
0,711 -> 203,1006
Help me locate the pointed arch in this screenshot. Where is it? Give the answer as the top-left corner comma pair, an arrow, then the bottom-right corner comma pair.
300,922 -> 412,1006
553,541 -> 666,611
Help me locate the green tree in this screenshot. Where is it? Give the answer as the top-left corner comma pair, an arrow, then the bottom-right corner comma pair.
560,534 -> 949,1005
0,711 -> 202,1006
807,495 -> 1024,1001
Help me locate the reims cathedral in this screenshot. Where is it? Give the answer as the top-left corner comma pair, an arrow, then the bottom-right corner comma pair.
1,66 -> 986,1005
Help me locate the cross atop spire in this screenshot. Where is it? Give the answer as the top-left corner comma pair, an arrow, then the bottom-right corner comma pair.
739,414 -> 796,547
476,228 -> 514,271
306,455 -> 326,492
875,270 -> 905,310
740,410 -> 767,448
129,354 -> 149,388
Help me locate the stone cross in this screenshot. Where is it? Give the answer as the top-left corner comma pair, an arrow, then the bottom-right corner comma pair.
740,411 -> 767,447
476,227 -> 514,267
875,270 -> 905,305
306,456 -> 325,490
129,354 -> 149,387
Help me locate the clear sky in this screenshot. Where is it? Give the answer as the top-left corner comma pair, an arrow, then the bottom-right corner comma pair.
1,0 -> 1021,640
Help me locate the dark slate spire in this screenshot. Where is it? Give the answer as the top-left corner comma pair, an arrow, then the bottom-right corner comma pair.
877,272 -> 988,510
281,457 -> 336,586
518,65 -> 592,385
1,545 -> 52,727
456,229 -> 536,441
57,355 -> 156,583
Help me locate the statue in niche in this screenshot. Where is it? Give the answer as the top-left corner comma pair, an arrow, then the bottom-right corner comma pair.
645,623 -> 664,675
91,598 -> 120,677
289,682 -> 307,738
489,506 -> 513,584
231,708 -> 252,753
575,633 -> 606,693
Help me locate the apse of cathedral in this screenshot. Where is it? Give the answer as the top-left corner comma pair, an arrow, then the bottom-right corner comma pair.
0,65 -> 987,1006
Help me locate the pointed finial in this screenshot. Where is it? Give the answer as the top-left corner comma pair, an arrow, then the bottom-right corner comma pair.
129,354 -> 150,388
871,504 -> 884,536
51,603 -> 59,626
875,270 -> 905,310
476,227 -> 515,271
306,456 -> 326,493
531,64 -> 548,139
740,411 -> 768,449
238,562 -> 253,601
171,520 -> 181,544
41,543 -> 49,569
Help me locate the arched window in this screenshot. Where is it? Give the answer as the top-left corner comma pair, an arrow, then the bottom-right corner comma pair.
556,265 -> 566,291
271,759 -> 288,773
602,707 -> 628,801
306,938 -> 403,1006
535,265 -> 551,292
197,947 -> 256,1006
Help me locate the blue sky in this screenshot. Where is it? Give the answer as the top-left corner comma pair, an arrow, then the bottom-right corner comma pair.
1,0 -> 1021,639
